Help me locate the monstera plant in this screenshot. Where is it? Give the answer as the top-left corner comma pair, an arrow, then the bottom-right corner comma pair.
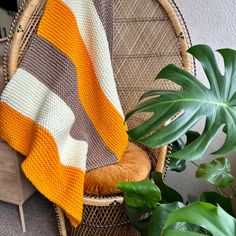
117,45 -> 236,235
127,44 -> 236,160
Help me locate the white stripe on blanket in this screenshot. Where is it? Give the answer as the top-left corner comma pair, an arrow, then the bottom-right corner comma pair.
1,68 -> 88,171
62,0 -> 124,117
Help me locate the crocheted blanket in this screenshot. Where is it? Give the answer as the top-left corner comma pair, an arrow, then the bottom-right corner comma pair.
0,0 -> 128,226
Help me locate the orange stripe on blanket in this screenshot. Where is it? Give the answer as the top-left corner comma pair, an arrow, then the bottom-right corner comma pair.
0,102 -> 34,155
37,0 -> 128,160
0,102 -> 84,226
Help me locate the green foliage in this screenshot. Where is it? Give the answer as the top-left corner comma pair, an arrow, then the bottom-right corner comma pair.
147,202 -> 185,236
171,138 -> 185,153
116,179 -> 161,208
168,138 -> 186,172
200,192 -> 234,216
162,230 -> 205,236
163,202 -> 236,236
117,178 -> 196,236
120,44 -> 236,236
188,191 -> 234,216
168,130 -> 200,172
185,130 -> 201,145
196,157 -> 234,187
117,171 -> 236,235
117,173 -> 224,235
126,45 -> 236,161
151,172 -> 183,203
168,158 -> 186,172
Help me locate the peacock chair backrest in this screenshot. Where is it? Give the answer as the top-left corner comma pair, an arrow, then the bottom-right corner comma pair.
3,1 -> 194,235
3,0 -> 194,174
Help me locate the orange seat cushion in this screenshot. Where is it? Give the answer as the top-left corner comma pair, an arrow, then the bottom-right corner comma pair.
84,142 -> 151,195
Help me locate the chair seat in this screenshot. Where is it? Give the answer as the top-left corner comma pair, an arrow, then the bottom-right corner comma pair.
84,142 -> 151,195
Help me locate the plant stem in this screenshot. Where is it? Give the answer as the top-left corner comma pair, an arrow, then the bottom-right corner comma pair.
216,187 -> 222,195
190,161 -> 199,167
230,184 -> 236,198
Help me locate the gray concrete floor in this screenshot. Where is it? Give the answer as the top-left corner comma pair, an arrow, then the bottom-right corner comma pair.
0,192 -> 59,236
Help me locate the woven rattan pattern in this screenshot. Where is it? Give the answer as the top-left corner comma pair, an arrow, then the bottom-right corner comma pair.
113,0 -> 186,169
69,203 -> 138,236
113,0 -> 182,122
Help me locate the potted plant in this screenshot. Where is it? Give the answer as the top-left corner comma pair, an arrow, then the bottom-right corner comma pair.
117,44 -> 236,235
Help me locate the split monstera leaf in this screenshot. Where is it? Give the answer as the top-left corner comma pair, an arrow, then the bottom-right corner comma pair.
126,44 -> 236,161
118,45 -> 236,236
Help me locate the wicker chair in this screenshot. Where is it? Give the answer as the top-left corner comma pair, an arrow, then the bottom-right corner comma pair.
3,0 -> 194,235
0,38 -> 7,94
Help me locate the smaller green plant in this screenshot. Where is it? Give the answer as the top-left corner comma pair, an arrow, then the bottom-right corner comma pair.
117,138 -> 236,235
117,45 -> 236,235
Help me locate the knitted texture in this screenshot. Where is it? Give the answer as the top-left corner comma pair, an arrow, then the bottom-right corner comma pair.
0,0 -> 128,226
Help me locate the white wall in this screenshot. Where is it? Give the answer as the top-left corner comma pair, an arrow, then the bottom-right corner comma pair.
165,0 -> 236,210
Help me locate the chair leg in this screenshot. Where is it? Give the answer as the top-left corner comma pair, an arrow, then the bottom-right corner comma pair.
18,204 -> 26,232
54,204 -> 67,236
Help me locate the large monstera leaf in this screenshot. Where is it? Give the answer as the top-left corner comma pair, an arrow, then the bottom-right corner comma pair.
127,45 -> 236,160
